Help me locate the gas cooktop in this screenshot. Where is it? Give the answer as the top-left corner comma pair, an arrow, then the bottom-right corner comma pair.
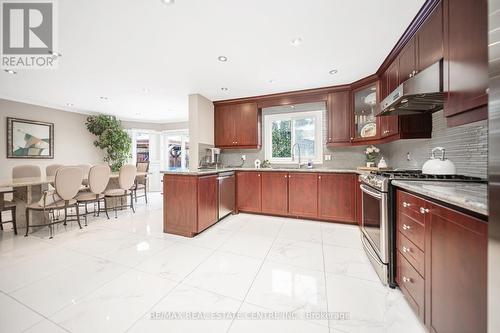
360,170 -> 485,192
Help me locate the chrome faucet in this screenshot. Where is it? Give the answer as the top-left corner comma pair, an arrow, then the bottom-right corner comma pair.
291,143 -> 302,168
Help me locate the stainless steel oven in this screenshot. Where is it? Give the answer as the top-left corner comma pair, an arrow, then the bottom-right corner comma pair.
360,183 -> 389,285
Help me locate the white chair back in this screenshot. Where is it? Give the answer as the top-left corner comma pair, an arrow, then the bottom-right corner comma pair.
88,165 -> 110,194
119,165 -> 136,190
46,164 -> 63,177
54,167 -> 83,200
12,165 -> 41,178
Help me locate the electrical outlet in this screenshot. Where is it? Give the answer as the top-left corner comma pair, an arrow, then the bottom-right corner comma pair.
406,152 -> 411,161
324,154 -> 332,161
241,154 -> 246,161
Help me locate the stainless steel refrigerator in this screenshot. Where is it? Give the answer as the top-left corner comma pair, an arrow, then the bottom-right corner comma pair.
489,0 -> 500,331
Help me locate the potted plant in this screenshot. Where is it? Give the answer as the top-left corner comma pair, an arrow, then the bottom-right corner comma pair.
364,145 -> 380,168
86,115 -> 132,171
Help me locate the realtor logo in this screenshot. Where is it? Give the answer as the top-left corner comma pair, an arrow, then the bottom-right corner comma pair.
1,0 -> 58,69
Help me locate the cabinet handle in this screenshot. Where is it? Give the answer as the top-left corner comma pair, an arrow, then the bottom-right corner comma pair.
258,174 -> 260,177
402,246 -> 411,253
420,207 -> 429,214
402,276 -> 412,283
402,202 -> 410,208
318,176 -> 321,179
402,224 -> 411,230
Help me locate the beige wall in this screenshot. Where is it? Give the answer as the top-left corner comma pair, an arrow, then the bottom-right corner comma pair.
188,94 -> 214,170
0,99 -> 105,179
121,120 -> 188,131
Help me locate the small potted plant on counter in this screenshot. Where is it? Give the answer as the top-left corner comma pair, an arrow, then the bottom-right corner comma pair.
365,145 -> 380,168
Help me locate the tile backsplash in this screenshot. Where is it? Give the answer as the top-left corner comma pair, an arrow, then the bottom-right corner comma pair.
379,110 -> 488,178
220,106 -> 488,178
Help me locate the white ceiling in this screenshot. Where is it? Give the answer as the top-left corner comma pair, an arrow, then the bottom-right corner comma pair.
0,0 -> 425,123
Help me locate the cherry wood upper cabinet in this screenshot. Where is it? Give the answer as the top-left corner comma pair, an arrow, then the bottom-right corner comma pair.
261,172 -> 288,215
288,173 -> 318,218
398,38 -> 417,84
417,2 -> 443,72
352,82 -> 379,142
380,61 -> 400,138
426,202 -> 487,333
236,171 -> 261,212
197,175 -> 218,233
215,102 -> 261,149
318,174 -> 356,223
443,0 -> 488,125
327,91 -> 351,144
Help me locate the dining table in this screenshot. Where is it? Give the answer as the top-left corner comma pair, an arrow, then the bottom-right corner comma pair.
0,171 -> 149,230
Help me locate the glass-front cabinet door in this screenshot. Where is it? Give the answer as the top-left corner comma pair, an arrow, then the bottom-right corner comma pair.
353,83 -> 379,141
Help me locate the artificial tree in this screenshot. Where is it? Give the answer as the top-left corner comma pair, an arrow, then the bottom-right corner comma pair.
85,115 -> 132,171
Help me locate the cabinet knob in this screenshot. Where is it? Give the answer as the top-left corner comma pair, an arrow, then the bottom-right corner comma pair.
420,207 -> 429,214
402,276 -> 412,283
402,246 -> 411,253
402,224 -> 411,230
402,202 -> 410,208
258,174 -> 260,177
409,73 -> 413,78
318,176 -> 321,179
284,175 -> 287,178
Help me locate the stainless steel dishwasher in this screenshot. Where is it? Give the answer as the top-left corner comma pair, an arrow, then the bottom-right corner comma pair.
217,172 -> 235,220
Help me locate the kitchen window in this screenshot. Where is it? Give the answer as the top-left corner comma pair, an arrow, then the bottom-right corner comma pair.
264,110 -> 323,164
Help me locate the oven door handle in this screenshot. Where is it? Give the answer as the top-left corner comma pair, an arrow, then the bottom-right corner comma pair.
360,184 -> 383,199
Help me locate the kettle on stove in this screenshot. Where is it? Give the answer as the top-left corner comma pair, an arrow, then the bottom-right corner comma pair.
422,147 -> 456,175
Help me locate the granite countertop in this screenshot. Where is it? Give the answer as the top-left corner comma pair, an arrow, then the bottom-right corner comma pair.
391,180 -> 488,216
161,167 -> 367,176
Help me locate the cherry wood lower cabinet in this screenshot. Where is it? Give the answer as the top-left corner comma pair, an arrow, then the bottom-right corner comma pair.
288,173 -> 318,218
318,173 -> 356,223
396,189 -> 487,333
163,174 -> 218,237
236,171 -> 262,212
261,172 -> 288,215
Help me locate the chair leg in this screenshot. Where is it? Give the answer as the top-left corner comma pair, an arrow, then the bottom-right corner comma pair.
104,198 -> 110,219
145,186 -> 148,204
46,211 -> 53,239
63,206 -> 68,226
130,192 -> 135,213
12,207 -> 17,235
84,203 -> 88,226
97,200 -> 100,217
134,188 -> 138,203
0,211 -> 3,230
24,208 -> 30,237
76,204 -> 82,229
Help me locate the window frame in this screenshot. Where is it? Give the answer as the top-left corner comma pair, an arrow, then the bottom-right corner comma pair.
264,110 -> 323,164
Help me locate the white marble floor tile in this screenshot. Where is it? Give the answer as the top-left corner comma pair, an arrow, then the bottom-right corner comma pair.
177,227 -> 236,249
183,251 -> 262,300
51,269 -> 177,333
321,223 -> 363,249
0,247 -> 89,293
218,232 -> 276,259
245,261 -> 328,326
11,257 -> 128,317
0,292 -> 43,333
229,302 -> 329,333
277,219 -> 322,243
135,243 -> 214,281
267,238 -> 324,271
24,319 -> 68,333
212,214 -> 248,231
128,283 -> 241,333
323,243 -> 379,282
237,214 -> 284,238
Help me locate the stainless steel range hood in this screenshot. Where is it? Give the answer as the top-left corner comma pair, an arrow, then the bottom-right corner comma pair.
377,61 -> 444,116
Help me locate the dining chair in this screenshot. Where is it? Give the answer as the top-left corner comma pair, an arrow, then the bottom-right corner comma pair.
134,161 -> 150,203
46,164 -> 63,177
12,165 -> 41,178
0,189 -> 17,235
77,164 -> 92,187
76,164 -> 111,224
104,165 -> 137,218
25,166 -> 83,238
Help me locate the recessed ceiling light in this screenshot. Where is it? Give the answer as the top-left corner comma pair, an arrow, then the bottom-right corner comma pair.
99,96 -> 109,101
268,79 -> 275,84
4,69 -> 17,74
218,56 -> 228,62
66,103 -> 74,107
221,87 -> 228,91
135,112 -> 141,116
329,69 -> 338,75
49,50 -> 62,57
290,37 -> 303,47
161,0 -> 175,5
142,88 -> 150,93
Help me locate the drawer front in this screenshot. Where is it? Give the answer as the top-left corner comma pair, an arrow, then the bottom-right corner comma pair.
397,231 -> 424,276
397,253 -> 425,322
397,190 -> 428,224
397,212 -> 425,250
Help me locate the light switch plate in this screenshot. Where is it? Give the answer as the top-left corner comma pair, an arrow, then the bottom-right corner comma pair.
324,154 -> 332,161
